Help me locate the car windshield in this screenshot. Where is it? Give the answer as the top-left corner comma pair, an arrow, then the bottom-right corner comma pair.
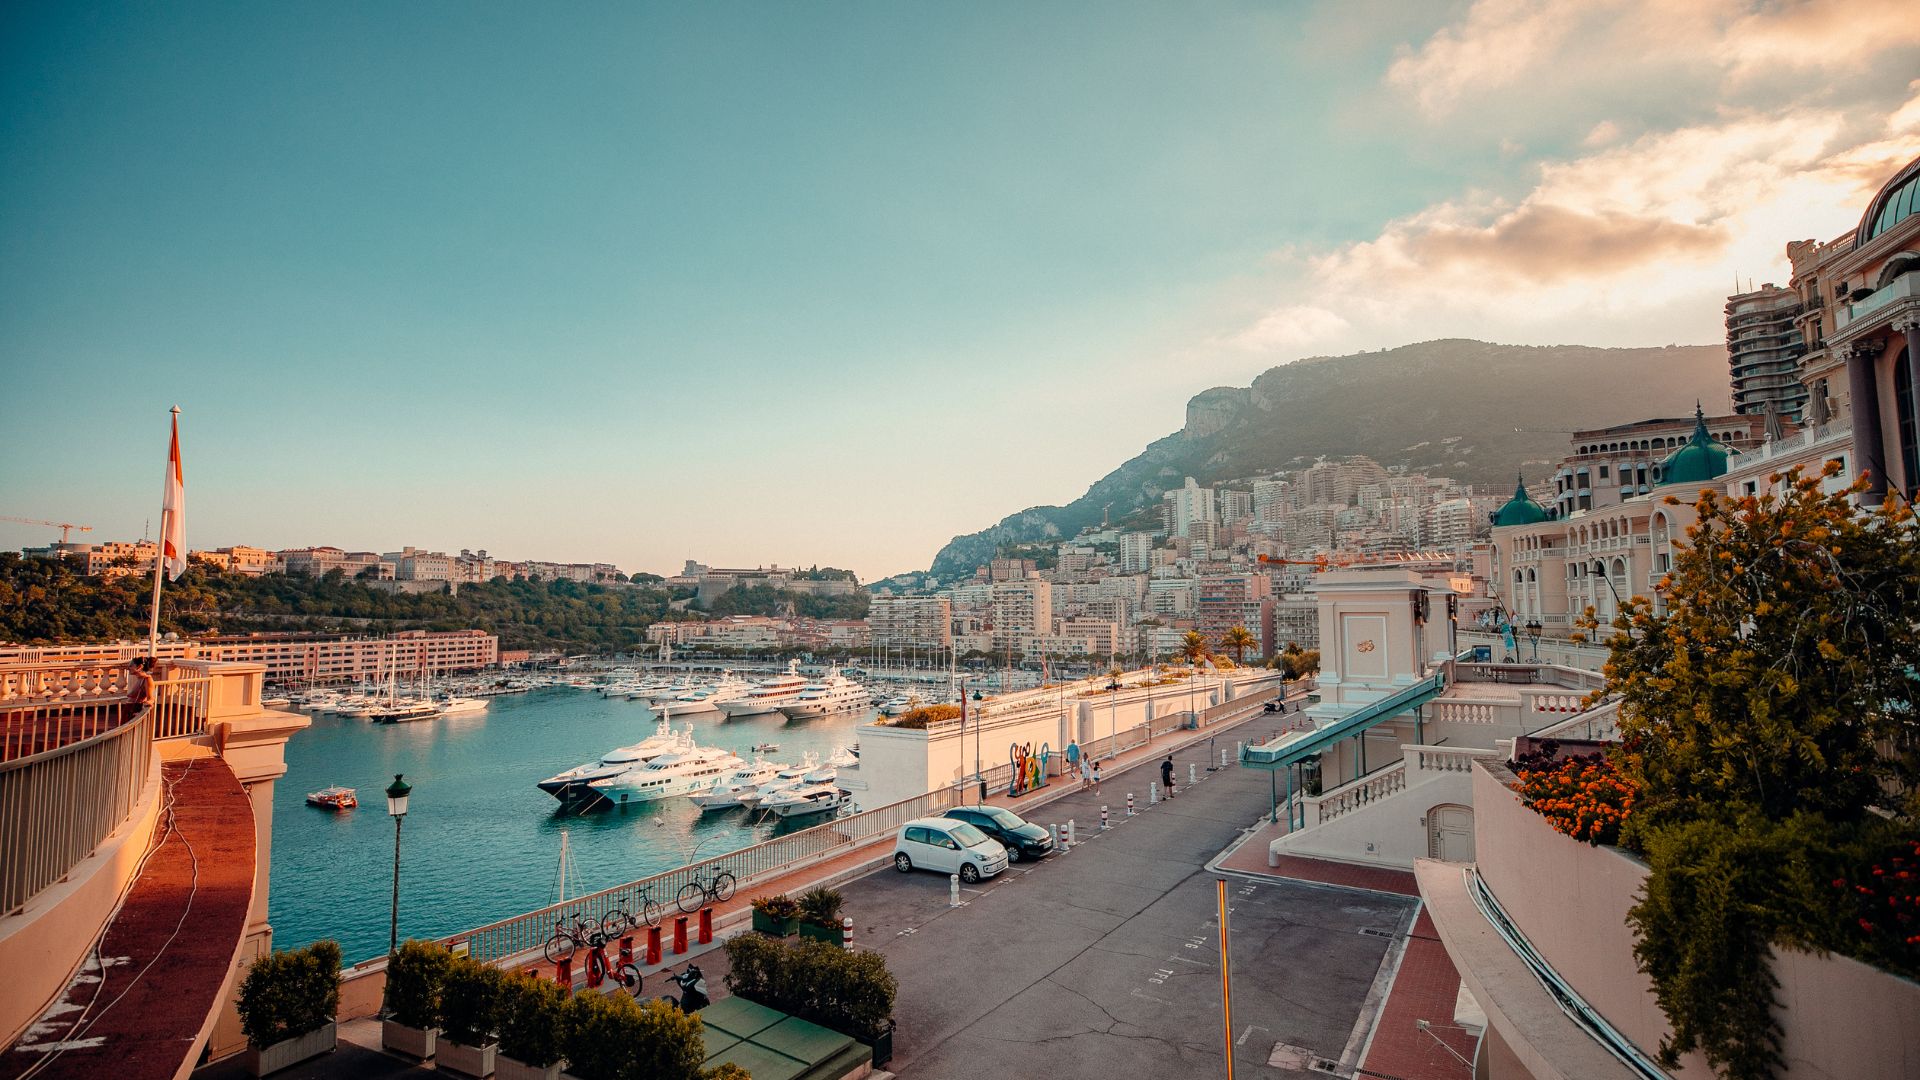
982,807 -> 1024,829
949,823 -> 991,847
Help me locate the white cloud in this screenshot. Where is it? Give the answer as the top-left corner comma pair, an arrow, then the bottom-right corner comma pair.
1230,305 -> 1352,352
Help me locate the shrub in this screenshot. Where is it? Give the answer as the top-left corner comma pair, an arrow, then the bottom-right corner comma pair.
439,955 -> 504,1047
561,992 -> 706,1080
889,704 -> 961,729
722,934 -> 897,1041
797,887 -> 843,929
496,972 -> 567,1067
383,939 -> 452,1030
751,894 -> 800,920
236,939 -> 341,1048
1512,752 -> 1637,846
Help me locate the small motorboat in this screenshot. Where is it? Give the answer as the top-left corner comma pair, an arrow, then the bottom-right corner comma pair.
753,742 -> 780,753
306,786 -> 358,810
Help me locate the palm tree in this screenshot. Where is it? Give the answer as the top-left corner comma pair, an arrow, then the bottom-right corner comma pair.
1218,625 -> 1257,667
1180,630 -> 1210,665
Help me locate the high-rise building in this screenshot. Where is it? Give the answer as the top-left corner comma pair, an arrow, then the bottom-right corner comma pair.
1195,572 -> 1274,657
1166,477 -> 1216,538
869,596 -> 953,651
988,578 -> 1051,654
1119,532 -> 1155,573
1725,284 -> 1809,422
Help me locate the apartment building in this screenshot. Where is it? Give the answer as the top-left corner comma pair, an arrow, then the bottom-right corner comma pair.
383,546 -> 457,581
277,546 -> 394,580
1726,282 -> 1809,421
1195,572 -> 1275,657
987,578 -> 1052,654
869,595 -> 953,651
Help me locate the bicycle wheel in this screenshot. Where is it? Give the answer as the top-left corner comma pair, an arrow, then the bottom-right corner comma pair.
544,932 -> 576,965
676,881 -> 705,914
640,896 -> 662,927
710,871 -> 736,903
616,962 -> 641,992
600,908 -> 631,939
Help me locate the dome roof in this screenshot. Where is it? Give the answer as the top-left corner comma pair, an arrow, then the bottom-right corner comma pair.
1491,473 -> 1551,527
1658,405 -> 1737,486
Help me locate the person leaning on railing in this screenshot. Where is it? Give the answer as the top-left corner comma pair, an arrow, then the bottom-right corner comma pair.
124,658 -> 154,710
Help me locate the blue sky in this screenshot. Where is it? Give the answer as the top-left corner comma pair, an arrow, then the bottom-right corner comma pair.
3,2 -> 1916,580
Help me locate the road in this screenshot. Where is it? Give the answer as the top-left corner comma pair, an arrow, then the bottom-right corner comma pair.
840,723 -> 1419,1077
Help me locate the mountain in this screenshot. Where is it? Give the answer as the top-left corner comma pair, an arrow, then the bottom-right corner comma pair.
922,338 -> 1731,581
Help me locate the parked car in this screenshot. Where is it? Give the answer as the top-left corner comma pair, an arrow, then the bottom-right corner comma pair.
892,817 -> 1008,883
941,805 -> 1053,863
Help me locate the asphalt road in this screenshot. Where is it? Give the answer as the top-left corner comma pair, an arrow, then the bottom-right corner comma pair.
840,724 -> 1419,1078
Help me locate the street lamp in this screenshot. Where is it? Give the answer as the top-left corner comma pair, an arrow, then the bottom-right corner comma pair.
970,688 -> 987,801
1524,620 -> 1543,664
385,773 -> 412,956
1106,677 -> 1121,761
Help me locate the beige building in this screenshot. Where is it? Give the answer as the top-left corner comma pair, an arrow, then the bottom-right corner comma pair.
276,546 -> 394,580
869,596 -> 953,651
1725,283 -> 1810,421
987,578 -> 1051,655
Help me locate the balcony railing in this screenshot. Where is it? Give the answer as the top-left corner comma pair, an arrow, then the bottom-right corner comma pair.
0,665 -> 213,915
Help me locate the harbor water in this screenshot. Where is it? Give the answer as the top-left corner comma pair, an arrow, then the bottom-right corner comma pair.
270,686 -> 873,963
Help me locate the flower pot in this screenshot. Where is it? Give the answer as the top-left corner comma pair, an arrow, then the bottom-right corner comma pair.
751,910 -> 796,937
496,1055 -> 563,1080
242,1021 -> 336,1077
381,1019 -> 439,1060
438,1039 -> 498,1078
865,1021 -> 894,1068
797,921 -> 841,944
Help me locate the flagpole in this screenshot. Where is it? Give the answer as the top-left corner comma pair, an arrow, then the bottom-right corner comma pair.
147,505 -> 168,657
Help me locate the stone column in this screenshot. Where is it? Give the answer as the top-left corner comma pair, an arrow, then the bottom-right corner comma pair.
1842,342 -> 1888,503
1900,315 -> 1920,495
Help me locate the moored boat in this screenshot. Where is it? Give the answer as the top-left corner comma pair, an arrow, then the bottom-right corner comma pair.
306,786 -> 357,810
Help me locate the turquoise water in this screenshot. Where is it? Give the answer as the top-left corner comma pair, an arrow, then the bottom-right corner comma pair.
269,687 -> 870,963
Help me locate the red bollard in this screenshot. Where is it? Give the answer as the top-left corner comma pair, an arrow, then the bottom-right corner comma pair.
586,952 -> 604,988
556,955 -> 572,989
646,925 -> 663,966
673,915 -> 689,955
697,907 -> 713,945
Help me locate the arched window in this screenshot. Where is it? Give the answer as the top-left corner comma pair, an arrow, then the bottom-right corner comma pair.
1898,345 -> 1917,495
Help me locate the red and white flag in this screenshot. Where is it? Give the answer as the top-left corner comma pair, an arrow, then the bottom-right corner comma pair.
161,407 -> 186,581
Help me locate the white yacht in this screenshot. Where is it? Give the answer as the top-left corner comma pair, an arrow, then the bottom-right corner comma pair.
435,695 -> 488,716
876,696 -> 915,717
587,745 -> 743,807
369,699 -> 442,724
739,754 -> 818,807
656,671 -> 753,718
759,781 -> 848,818
825,744 -> 858,770
717,661 -> 810,718
687,758 -> 787,811
778,670 -> 871,721
536,720 -> 693,803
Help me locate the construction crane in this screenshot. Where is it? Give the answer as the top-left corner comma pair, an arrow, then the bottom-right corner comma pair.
1,516 -> 94,544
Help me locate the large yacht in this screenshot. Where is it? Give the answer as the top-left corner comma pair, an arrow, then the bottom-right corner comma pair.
778,669 -> 871,721
657,671 -> 753,718
717,661 -> 810,719
369,699 -> 442,723
687,758 -> 787,811
738,754 -> 818,807
536,720 -> 693,803
759,781 -> 848,818
587,745 -> 743,807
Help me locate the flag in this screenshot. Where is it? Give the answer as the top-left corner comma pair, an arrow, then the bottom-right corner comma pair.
161,408 -> 185,581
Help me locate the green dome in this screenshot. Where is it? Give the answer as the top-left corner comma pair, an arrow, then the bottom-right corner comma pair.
1491,473 -> 1551,527
1659,405 -> 1736,486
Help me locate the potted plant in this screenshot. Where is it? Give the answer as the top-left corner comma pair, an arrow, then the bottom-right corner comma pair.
795,886 -> 844,944
496,972 -> 567,1080
382,939 -> 452,1059
560,992 -> 706,1080
236,939 -> 341,1077
750,894 -> 801,937
438,955 -> 504,1077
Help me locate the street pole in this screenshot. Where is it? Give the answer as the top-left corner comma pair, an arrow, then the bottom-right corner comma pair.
1217,878 -> 1236,1080
389,813 -> 403,956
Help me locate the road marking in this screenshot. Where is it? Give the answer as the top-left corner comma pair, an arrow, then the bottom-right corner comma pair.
1132,987 -> 1170,1004
1236,1024 -> 1269,1046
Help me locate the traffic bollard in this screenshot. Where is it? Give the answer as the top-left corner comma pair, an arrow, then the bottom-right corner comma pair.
1190,763 -> 1198,785
1052,823 -> 1064,850
672,915 -> 689,955
1101,805 -> 1110,829
1220,748 -> 1229,768
950,874 -> 961,907
843,916 -> 855,951
646,925 -> 663,965
698,907 -> 713,945
1236,740 -> 1244,761
1066,819 -> 1076,847
618,935 -> 634,971
1126,792 -> 1136,815
1150,781 -> 1159,804
556,955 -> 572,989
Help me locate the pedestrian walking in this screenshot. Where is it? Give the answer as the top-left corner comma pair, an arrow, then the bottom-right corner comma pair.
1091,763 -> 1102,792
1160,754 -> 1176,798
1080,757 -> 1094,790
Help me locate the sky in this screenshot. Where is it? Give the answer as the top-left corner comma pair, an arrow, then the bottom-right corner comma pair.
2,1 -> 1917,581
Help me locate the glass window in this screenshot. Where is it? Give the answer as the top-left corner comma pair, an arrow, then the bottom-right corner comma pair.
904,827 -> 928,845
949,823 -> 990,847
983,807 -> 1024,828
1898,353 -> 1917,495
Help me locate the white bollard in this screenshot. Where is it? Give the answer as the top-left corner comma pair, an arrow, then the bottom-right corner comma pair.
1053,822 -> 1065,851
1126,793 -> 1136,816
950,873 -> 961,907
1101,805 -> 1110,829
1190,763 -> 1198,785
1220,748 -> 1229,768
1149,782 -> 1159,804
1066,819 -> 1076,847
843,916 -> 854,951
1236,740 -> 1244,760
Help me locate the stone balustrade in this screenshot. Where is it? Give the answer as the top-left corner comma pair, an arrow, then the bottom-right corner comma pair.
0,663 -> 132,705
1311,760 -> 1408,825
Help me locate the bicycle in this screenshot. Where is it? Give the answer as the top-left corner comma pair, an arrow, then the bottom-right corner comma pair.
598,890 -> 663,937
582,933 -> 641,994
675,869 -> 736,914
543,912 -> 601,965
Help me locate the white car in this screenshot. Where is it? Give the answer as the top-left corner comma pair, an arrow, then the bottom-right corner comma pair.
892,816 -> 1008,884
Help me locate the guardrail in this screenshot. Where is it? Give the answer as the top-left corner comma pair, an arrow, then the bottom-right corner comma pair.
0,699 -> 157,915
0,662 -> 133,705
150,675 -> 212,741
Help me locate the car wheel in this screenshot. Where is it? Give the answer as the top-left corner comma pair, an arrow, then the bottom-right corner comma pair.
894,853 -> 912,873
1005,845 -> 1022,863
960,863 -> 981,884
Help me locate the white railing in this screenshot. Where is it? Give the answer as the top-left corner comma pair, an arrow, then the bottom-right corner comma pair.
1530,699 -> 1621,743
1310,761 -> 1407,826
1410,745 -> 1503,775
1432,700 -> 1505,725
0,662 -> 132,705
150,675 -> 212,741
1526,692 -> 1590,716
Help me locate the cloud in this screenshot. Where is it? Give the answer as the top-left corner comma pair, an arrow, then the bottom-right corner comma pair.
1230,305 -> 1352,352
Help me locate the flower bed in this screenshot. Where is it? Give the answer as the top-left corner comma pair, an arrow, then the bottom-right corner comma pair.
1509,740 -> 1636,846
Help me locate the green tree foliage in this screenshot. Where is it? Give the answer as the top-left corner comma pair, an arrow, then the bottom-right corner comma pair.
704,583 -> 870,620
383,939 -> 450,1030
723,934 -> 897,1040
439,955 -> 504,1047
235,939 -> 341,1048
1179,630 -> 1210,665
496,971 -> 567,1067
1271,643 -> 1319,679
1217,625 -> 1258,665
1584,465 -> 1920,1080
0,553 -> 682,653
559,993 -> 707,1080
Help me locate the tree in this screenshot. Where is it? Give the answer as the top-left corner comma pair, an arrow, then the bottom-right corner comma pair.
1584,464 -> 1920,1080
1218,625 -> 1257,666
1179,630 -> 1210,665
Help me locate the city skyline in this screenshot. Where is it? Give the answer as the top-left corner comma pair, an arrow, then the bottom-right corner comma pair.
4,2 -> 1918,580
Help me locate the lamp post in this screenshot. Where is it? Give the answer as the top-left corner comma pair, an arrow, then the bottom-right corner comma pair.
385,773 -> 412,956
1106,676 -> 1121,761
1524,620 -> 1543,664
